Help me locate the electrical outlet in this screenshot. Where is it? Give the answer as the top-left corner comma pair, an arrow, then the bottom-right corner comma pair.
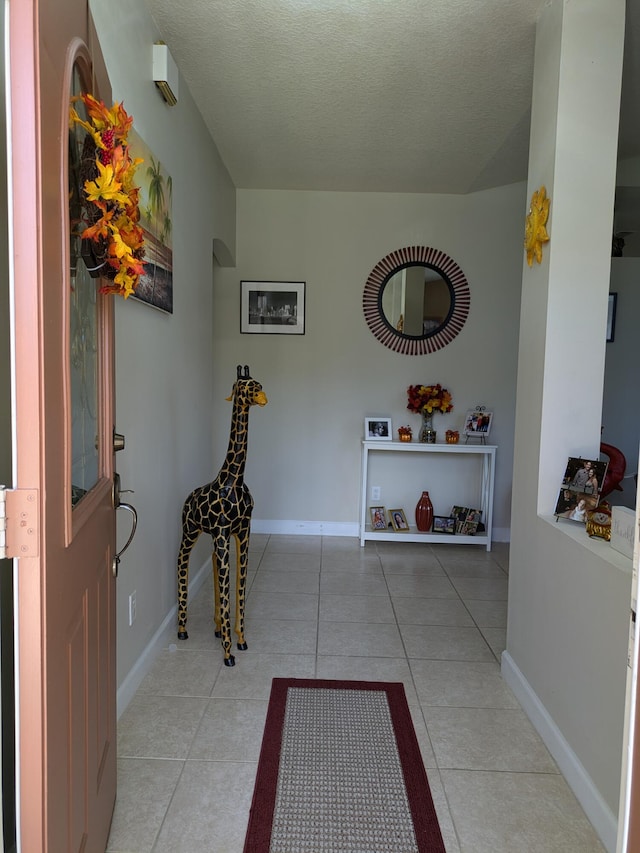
128,591 -> 137,626
371,486 -> 381,501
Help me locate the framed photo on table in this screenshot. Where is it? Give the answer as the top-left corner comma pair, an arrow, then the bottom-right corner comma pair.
369,506 -> 387,530
240,280 -> 305,335
432,516 -> 456,534
389,509 -> 409,531
365,417 -> 392,440
463,410 -> 493,438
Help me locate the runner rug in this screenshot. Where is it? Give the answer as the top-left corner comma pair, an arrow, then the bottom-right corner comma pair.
243,678 -> 446,853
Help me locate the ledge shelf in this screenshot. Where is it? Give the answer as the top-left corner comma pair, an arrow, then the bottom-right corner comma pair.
359,440 -> 497,550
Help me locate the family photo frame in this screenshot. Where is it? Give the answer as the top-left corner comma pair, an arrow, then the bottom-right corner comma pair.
555,456 -> 608,524
463,409 -> 493,438
240,280 -> 305,335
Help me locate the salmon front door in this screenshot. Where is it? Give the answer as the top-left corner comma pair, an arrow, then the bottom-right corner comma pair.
8,2 -> 118,851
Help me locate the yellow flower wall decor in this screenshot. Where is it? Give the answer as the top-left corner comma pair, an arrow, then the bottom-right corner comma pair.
69,94 -> 145,298
524,185 -> 550,267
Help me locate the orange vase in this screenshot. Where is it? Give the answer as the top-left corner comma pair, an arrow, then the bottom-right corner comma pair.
415,491 -> 434,532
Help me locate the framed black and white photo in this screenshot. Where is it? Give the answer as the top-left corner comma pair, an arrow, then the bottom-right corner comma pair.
240,280 -> 305,335
607,292 -> 617,342
364,417 -> 392,441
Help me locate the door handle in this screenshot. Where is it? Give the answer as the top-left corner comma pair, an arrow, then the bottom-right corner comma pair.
112,472 -> 138,578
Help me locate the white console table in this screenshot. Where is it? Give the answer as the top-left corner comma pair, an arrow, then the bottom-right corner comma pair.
359,440 -> 496,550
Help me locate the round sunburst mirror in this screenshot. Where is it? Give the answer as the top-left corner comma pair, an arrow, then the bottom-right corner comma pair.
363,246 -> 471,355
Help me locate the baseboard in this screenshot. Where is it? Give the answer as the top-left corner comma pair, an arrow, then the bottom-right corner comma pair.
250,519 -> 359,537
116,556 -> 210,718
501,651 -> 617,853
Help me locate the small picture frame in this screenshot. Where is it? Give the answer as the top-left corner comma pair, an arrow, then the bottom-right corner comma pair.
607,292 -> 617,342
432,516 -> 456,534
463,410 -> 493,437
451,506 -> 482,534
560,457 -> 607,496
240,280 -> 305,335
369,506 -> 387,530
389,508 -> 409,531
365,417 -> 392,441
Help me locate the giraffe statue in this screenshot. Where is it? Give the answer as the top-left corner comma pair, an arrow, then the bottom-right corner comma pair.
176,365 -> 267,666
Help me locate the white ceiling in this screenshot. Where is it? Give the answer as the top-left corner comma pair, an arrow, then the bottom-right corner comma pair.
142,0 -> 640,195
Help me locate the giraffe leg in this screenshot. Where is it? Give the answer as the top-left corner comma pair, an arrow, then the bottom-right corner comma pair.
177,527 -> 200,640
212,552 -> 222,638
233,527 -> 250,651
213,535 -> 235,666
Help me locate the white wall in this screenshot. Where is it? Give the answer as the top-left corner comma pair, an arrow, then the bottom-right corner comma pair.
507,2 -> 629,848
90,0 -> 236,687
212,185 -> 525,540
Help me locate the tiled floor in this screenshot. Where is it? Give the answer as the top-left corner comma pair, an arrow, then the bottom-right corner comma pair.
108,534 -> 605,852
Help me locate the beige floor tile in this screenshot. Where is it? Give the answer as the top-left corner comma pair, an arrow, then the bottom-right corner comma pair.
448,575 -> 508,601
410,659 -> 520,709
320,553 -> 385,573
401,624 -> 495,661
106,758 -> 183,852
423,769 -> 461,853
320,592 -> 395,622
385,574 -> 459,599
463,598 -> 508,627
188,698 -> 269,761
245,589 -> 319,621
480,627 -> 507,659
316,655 -> 418,703
117,695 -> 208,759
257,551 -> 321,572
137,648 -> 221,697
426,706 -> 558,772
320,571 -> 389,596
264,534 -> 322,554
211,652 -> 317,699
238,617 -> 318,655
441,769 -> 605,852
318,620 -> 405,657
250,568 -> 320,594
152,760 -> 257,853
393,596 -> 474,626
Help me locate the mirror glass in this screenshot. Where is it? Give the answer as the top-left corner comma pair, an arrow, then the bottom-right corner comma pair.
381,265 -> 453,337
363,246 -> 470,355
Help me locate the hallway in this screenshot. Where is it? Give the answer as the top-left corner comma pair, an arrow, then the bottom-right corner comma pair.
107,535 -> 605,852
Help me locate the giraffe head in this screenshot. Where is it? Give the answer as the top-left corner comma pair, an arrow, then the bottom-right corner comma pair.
226,364 -> 268,408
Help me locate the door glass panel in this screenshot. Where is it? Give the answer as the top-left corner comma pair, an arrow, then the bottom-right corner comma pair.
69,65 -> 99,507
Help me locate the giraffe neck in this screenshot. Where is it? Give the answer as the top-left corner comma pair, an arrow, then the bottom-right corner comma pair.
218,401 -> 250,484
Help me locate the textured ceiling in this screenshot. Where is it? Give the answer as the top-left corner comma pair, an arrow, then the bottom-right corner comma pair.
142,0 -> 638,195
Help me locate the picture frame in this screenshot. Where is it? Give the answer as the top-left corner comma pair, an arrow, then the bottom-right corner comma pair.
389,508 -> 409,531
369,506 -> 387,530
432,516 -> 456,534
555,456 -> 608,523
463,409 -> 493,437
451,506 -> 482,534
607,292 -> 617,342
240,280 -> 305,335
365,417 -> 392,441
560,457 -> 608,496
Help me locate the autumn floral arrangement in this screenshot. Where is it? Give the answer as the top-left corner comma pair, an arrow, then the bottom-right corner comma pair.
397,425 -> 413,441
407,384 -> 454,416
69,94 -> 145,298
